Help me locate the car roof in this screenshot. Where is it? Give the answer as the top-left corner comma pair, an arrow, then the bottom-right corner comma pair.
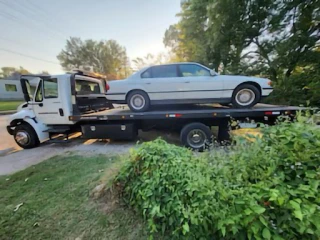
149,62 -> 203,67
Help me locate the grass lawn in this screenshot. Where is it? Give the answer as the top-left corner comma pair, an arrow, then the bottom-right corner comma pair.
0,100 -> 23,111
0,154 -> 148,240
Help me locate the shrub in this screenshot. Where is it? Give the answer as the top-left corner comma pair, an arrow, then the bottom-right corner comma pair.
115,139 -> 216,238
264,65 -> 320,107
114,121 -> 320,239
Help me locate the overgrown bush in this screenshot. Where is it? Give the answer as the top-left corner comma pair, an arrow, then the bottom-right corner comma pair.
264,65 -> 320,107
114,120 -> 320,239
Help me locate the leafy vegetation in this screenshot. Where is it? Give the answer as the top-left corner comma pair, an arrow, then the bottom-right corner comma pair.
0,100 -> 23,111
0,67 -> 49,79
115,120 -> 320,239
0,155 -> 148,240
132,52 -> 173,71
57,37 -> 131,79
0,67 -> 30,79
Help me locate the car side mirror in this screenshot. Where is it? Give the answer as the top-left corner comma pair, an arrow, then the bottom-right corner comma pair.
210,70 -> 218,76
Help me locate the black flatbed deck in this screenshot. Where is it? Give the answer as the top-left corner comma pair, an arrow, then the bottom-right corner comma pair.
71,104 -> 304,121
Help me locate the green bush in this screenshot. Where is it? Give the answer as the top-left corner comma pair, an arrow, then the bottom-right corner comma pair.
114,121 -> 320,239
264,65 -> 320,107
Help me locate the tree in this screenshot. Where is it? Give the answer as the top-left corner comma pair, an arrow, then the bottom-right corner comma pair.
0,66 -> 30,79
57,37 -> 130,79
0,67 -> 16,78
132,52 -> 172,71
165,0 -> 319,79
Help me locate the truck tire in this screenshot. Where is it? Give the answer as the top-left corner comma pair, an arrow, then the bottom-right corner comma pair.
127,90 -> 150,112
180,122 -> 213,151
232,84 -> 260,108
13,124 -> 40,149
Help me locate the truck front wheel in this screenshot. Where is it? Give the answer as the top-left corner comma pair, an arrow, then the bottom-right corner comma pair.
14,124 -> 40,149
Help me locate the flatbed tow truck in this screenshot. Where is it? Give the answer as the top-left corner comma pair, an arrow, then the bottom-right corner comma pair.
6,71 -> 303,150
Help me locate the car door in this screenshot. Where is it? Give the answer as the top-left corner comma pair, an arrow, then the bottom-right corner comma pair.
139,65 -> 186,102
178,64 -> 224,100
32,77 -> 66,125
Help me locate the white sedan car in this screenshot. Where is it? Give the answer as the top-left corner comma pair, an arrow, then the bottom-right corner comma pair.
107,62 -> 273,112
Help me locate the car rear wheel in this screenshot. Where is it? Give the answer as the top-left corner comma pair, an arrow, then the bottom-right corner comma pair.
127,90 -> 150,112
232,84 -> 260,108
14,124 -> 40,149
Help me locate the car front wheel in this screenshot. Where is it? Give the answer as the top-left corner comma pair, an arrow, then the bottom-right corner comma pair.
232,84 -> 260,108
127,90 -> 150,112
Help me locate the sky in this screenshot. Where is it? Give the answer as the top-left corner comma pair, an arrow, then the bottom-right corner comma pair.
0,0 -> 181,74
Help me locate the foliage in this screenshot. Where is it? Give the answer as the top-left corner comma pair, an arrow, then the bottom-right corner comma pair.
57,37 -> 131,79
264,53 -> 320,106
115,139 -> 214,238
115,121 -> 320,239
0,67 -> 30,79
132,52 -> 173,71
165,0 -> 319,77
0,67 -> 50,80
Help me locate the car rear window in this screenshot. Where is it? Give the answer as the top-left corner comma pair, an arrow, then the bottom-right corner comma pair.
141,68 -> 152,78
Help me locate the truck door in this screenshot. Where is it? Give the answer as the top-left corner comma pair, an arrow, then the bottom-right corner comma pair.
32,77 -> 66,125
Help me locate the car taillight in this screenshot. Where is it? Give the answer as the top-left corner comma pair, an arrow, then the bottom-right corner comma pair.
268,80 -> 272,86
106,83 -> 110,91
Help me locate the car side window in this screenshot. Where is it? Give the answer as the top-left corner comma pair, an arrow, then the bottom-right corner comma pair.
141,68 -> 152,78
151,65 -> 178,78
179,64 -> 210,77
44,78 -> 58,98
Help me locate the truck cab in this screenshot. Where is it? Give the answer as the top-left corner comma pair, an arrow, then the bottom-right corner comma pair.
7,71 -> 111,149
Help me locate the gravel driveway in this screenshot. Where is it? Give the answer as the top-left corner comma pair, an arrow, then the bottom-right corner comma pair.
0,115 -> 179,176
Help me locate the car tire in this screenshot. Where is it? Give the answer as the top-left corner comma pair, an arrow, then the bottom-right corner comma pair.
13,123 -> 40,149
127,90 -> 150,112
180,122 -> 213,151
232,84 -> 260,108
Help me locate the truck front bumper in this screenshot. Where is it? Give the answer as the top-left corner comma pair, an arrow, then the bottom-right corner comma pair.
7,125 -> 14,135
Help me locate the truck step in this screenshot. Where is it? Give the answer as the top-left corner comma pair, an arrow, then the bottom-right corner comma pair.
47,133 -> 71,144
47,139 -> 71,144
43,129 -> 69,133
43,126 -> 70,133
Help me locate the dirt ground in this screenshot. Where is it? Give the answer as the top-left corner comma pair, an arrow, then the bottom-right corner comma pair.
0,115 -> 180,176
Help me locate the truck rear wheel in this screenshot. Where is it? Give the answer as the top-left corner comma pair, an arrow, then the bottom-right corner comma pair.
180,122 -> 213,151
14,124 -> 40,149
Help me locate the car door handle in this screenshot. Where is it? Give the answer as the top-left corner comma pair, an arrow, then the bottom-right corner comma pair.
39,103 -> 43,107
145,82 -> 151,84
184,81 -> 190,83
